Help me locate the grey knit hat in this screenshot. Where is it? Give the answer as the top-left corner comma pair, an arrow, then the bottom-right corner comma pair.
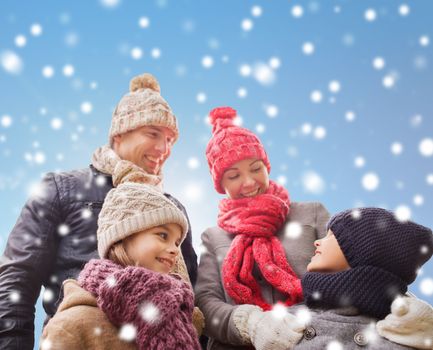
97,182 -> 188,258
109,73 -> 179,145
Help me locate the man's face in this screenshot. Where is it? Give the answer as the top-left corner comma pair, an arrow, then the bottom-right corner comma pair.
113,125 -> 175,174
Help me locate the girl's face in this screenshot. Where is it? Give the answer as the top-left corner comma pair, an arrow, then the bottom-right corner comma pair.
123,223 -> 182,274
221,158 -> 270,199
307,229 -> 350,273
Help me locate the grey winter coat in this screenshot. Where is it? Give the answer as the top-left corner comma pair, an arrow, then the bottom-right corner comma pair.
0,165 -> 198,350
195,202 -> 330,350
289,304 -> 413,349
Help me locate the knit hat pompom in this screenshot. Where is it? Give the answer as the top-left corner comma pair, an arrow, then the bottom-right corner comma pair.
209,107 -> 237,132
129,73 -> 161,94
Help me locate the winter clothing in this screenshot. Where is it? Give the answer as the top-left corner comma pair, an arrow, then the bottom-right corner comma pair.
40,279 -> 136,349
0,166 -> 197,350
97,179 -> 189,259
377,295 -> 433,349
77,259 -> 200,349
328,207 -> 433,285
219,180 -> 302,310
232,304 -> 304,350
205,107 -> 270,194
195,202 -> 330,350
303,207 -> 433,319
288,304 -> 412,350
109,73 -> 179,145
92,145 -> 163,188
302,265 -> 407,319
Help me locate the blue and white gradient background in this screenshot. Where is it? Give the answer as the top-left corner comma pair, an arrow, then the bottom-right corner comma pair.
1,1 -> 432,348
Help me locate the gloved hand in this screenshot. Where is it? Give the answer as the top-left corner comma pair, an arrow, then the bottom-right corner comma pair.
233,304 -> 304,350
377,295 -> 433,349
77,258 -> 122,297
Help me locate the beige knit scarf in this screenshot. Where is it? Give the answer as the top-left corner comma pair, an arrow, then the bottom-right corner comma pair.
91,145 -> 163,189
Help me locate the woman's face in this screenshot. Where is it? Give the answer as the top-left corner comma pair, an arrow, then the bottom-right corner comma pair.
307,229 -> 350,273
123,223 -> 182,274
221,158 -> 270,199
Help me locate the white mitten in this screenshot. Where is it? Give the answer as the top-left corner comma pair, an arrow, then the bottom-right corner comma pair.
233,305 -> 304,350
377,295 -> 433,349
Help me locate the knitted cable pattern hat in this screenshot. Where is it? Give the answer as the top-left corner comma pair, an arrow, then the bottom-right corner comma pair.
328,207 -> 433,285
205,107 -> 271,194
97,164 -> 188,258
109,73 -> 179,145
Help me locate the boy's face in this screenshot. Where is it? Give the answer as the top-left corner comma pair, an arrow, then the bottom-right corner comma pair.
221,158 -> 270,199
123,223 -> 182,274
307,229 -> 350,273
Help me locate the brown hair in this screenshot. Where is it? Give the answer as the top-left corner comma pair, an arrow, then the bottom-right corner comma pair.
107,241 -> 135,267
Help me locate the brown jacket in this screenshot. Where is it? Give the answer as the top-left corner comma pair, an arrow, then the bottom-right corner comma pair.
195,202 -> 330,350
40,279 -> 136,350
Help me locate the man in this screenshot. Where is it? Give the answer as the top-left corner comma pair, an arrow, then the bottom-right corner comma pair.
0,73 -> 198,349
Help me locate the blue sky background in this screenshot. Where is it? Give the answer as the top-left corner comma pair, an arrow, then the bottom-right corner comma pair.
1,1 -> 432,348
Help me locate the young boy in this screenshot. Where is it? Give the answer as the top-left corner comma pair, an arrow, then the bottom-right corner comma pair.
297,207 -> 433,349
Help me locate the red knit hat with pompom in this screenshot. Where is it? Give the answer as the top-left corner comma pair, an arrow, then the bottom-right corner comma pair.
205,107 -> 271,194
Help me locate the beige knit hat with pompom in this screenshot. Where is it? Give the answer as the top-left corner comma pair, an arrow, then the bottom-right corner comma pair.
109,73 -> 178,145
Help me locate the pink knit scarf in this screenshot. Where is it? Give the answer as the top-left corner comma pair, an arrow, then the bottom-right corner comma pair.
219,181 -> 303,310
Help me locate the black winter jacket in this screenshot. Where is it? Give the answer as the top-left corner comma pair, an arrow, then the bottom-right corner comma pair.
0,165 -> 198,349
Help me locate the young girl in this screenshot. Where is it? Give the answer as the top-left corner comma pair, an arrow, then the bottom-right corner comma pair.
196,106 -> 433,350
41,163 -> 202,350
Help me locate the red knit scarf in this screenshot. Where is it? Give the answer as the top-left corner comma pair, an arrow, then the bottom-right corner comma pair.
219,181 -> 303,311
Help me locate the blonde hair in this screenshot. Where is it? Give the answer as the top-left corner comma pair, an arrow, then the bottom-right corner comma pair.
107,241 -> 135,267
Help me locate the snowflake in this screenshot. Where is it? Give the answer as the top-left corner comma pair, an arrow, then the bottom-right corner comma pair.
94,327 -> 102,336
241,19 -> 253,32
30,23 -> 43,36
237,87 -> 247,98
43,288 -> 54,302
63,64 -> 74,77
251,6 -> 262,17
265,105 -> 278,118
81,208 -> 92,219
295,306 -> 312,325
351,209 -> 361,219
419,138 -> 433,157
313,126 -> 326,140
394,205 -> 411,221
364,9 -> 377,22
291,5 -> 304,18
1,115 -> 13,128
202,56 -> 214,69
15,35 -> 27,47
100,0 -> 121,8
269,57 -> 281,69
106,275 -> 117,287
271,303 -> 288,319
328,80 -> 341,93
118,324 -> 136,342
40,339 -> 52,350
80,102 -> 93,114
310,90 -> 323,103
390,142 -> 403,155
1,50 -> 23,75
58,224 -> 70,236
131,47 -> 143,60
51,118 -> 63,130
327,340 -> 343,350
398,4 -> 410,17
354,156 -> 365,168
362,172 -> 379,191
187,157 -> 199,169
239,64 -> 252,77
420,278 -> 433,296
140,303 -> 160,323
42,66 -> 54,78
10,291 -> 20,303
138,17 -> 150,28
151,48 -> 161,59
302,171 -> 325,195
372,57 -> 385,70
302,42 -> 315,55
253,63 -> 275,86
285,222 -> 302,239
196,92 -> 207,104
